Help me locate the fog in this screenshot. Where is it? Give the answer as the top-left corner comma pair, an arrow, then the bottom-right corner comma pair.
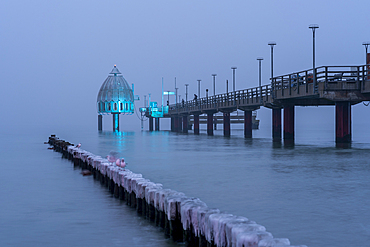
1,0 -> 369,132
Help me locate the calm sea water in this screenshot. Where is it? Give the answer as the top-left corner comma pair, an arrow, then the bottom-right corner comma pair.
1,121 -> 370,247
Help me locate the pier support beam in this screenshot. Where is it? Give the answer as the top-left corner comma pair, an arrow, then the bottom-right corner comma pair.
174,117 -> 179,132
272,108 -> 282,141
244,111 -> 252,138
207,113 -> 214,136
335,101 -> 351,143
223,112 -> 231,137
283,105 -> 295,141
98,115 -> 102,131
194,115 -> 200,135
113,113 -> 119,131
149,116 -> 154,131
178,116 -> 183,132
171,117 -> 174,132
183,115 -> 188,133
155,118 -> 160,131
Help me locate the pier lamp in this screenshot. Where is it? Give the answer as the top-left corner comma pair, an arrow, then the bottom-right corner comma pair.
268,42 -> 276,99
257,58 -> 263,104
231,67 -> 237,92
212,74 -> 217,96
363,42 -> 370,64
197,79 -> 201,98
309,24 -> 319,93
185,84 -> 189,102
257,58 -> 263,88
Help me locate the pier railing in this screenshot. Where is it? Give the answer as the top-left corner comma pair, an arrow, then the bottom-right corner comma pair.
162,65 -> 369,115
272,65 -> 369,99
169,85 -> 271,114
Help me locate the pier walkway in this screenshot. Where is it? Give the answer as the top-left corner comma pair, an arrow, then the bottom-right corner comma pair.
144,65 -> 370,143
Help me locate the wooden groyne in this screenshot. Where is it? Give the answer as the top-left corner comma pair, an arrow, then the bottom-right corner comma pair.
48,135 -> 307,247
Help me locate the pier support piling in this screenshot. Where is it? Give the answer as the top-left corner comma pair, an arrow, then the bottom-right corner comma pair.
98,115 -> 102,131
178,117 -> 183,132
272,108 -> 282,141
155,118 -> 160,131
171,117 -> 175,132
335,101 -> 351,143
244,111 -> 252,138
149,117 -> 154,131
283,105 -> 295,142
207,113 -> 214,136
223,112 -> 231,137
182,115 -> 188,133
194,115 -> 200,135
113,113 -> 119,131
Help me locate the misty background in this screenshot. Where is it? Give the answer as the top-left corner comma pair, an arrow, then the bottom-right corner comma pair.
1,0 -> 369,136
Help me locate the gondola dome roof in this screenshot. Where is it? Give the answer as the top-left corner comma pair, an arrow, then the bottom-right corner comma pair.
97,65 -> 134,103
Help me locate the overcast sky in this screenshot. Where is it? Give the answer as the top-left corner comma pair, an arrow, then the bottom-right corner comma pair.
1,0 -> 369,131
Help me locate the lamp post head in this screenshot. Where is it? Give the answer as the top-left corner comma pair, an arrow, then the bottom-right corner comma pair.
231,67 -> 237,70
363,42 -> 370,48
257,57 -> 264,61
268,41 -> 276,46
309,24 -> 319,31
212,74 -> 217,77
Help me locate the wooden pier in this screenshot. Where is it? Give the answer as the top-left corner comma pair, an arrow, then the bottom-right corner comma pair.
49,135 -> 307,247
144,65 -> 370,143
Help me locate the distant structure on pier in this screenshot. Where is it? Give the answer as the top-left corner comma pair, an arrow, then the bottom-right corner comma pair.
97,65 -> 138,131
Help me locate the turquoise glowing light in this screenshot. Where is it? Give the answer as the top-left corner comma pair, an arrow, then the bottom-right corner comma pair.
97,65 -> 135,114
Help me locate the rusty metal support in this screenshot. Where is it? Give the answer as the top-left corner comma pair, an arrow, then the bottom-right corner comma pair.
283,105 -> 294,141
335,102 -> 351,143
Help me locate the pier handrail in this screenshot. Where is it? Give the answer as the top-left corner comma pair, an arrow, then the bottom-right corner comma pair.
152,64 -> 369,116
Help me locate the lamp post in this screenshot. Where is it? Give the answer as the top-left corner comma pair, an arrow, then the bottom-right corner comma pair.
231,67 -> 237,92
257,58 -> 263,103
268,42 -> 276,99
257,58 -> 263,87
363,42 -> 370,64
185,84 -> 189,102
197,79 -> 201,98
212,74 -> 217,96
309,24 -> 319,93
